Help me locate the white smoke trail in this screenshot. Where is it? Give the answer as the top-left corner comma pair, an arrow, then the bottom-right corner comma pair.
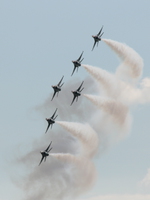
82,64 -> 117,96
102,39 -> 144,80
83,94 -> 129,126
82,64 -> 127,102
56,121 -> 99,158
83,94 -> 132,143
138,78 -> 150,103
82,64 -> 150,105
51,153 -> 97,197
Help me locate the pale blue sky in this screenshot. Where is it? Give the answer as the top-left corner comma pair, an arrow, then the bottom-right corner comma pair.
0,1 -> 150,200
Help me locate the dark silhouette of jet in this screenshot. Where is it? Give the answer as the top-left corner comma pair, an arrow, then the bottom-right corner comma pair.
71,51 -> 84,76
92,26 -> 104,51
45,108 -> 58,133
70,81 -> 84,105
51,76 -> 64,100
39,141 -> 52,165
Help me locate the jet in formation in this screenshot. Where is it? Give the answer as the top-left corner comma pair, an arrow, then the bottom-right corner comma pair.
71,51 -> 84,76
70,81 -> 84,105
39,141 -> 52,165
51,76 -> 64,101
45,108 -> 58,133
92,26 -> 104,51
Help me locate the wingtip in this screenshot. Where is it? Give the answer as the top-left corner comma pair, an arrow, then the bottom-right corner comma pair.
51,95 -> 54,101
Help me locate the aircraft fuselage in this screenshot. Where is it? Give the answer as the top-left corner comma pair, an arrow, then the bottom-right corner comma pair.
52,86 -> 61,92
72,61 -> 81,67
46,118 -> 55,124
92,35 -> 101,42
40,151 -> 49,157
72,91 -> 81,96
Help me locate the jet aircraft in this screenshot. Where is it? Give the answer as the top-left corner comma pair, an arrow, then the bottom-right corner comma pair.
70,81 -> 84,105
45,108 -> 58,133
39,141 -> 52,165
92,26 -> 104,51
71,51 -> 84,76
51,76 -> 64,100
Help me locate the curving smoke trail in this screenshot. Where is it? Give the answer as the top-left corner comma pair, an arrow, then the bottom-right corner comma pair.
82,64 -> 124,101
102,38 -> 144,80
83,94 -> 129,126
56,121 -> 99,158
51,153 -> 97,196
82,64 -> 117,96
82,64 -> 150,105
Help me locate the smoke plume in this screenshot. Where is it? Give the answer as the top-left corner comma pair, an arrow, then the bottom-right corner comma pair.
51,153 -> 97,195
18,38 -> 150,200
102,39 -> 144,80
56,121 -> 99,158
84,94 -> 129,126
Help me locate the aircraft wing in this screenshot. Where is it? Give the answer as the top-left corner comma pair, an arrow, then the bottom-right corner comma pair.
97,26 -> 103,36
58,76 -> 64,86
100,31 -> 104,37
39,155 -> 44,165
71,66 -> 76,76
77,51 -> 84,61
54,115 -> 58,120
45,123 -> 50,133
80,58 -> 84,64
51,90 -> 57,101
70,95 -> 77,105
77,81 -> 84,91
45,141 -> 52,151
48,147 -> 52,153
60,82 -> 64,87
51,108 -> 58,119
92,40 -> 97,51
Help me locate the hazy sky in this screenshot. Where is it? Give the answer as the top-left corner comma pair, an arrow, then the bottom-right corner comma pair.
1,1 -> 150,200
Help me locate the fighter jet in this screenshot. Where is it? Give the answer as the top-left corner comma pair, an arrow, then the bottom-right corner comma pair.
45,108 -> 58,133
51,76 -> 64,101
39,141 -> 52,165
71,51 -> 84,76
70,81 -> 84,105
92,26 -> 104,51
